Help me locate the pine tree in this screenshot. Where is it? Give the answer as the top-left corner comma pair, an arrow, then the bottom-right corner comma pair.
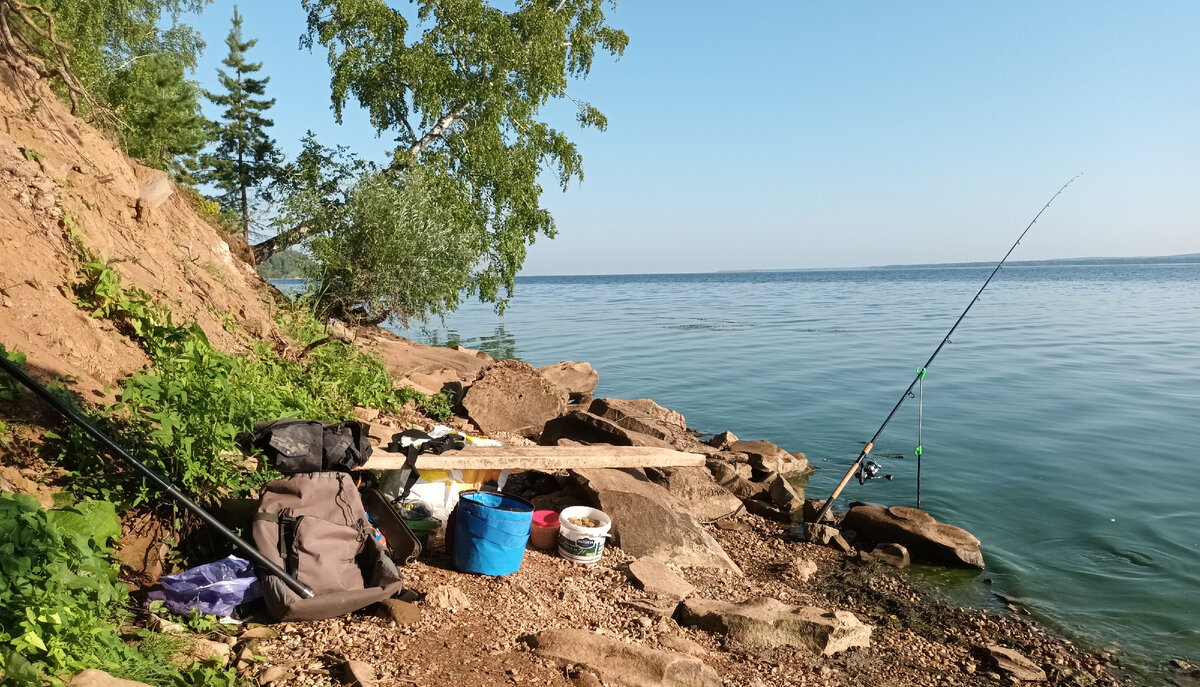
202,6 -> 282,243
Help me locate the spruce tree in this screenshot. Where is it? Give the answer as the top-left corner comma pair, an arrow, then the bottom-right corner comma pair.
202,6 -> 282,243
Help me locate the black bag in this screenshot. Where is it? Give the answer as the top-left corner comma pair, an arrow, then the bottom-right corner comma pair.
251,418 -> 372,473
253,472 -> 403,622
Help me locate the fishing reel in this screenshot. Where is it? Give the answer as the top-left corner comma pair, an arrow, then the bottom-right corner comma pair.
856,460 -> 894,485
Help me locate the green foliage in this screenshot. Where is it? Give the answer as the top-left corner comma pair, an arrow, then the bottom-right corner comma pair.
62,252 -> 427,506
107,53 -> 210,178
0,493 -> 185,685
256,248 -> 313,280
266,0 -> 626,317
1,343 -> 28,402
200,7 -> 283,241
418,389 -> 455,423
11,0 -> 211,174
306,167 -> 478,324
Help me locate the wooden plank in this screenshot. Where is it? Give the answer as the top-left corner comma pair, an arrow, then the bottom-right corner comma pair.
361,444 -> 707,471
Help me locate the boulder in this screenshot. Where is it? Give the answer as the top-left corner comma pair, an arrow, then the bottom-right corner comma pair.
802,498 -> 837,524
588,397 -> 709,451
570,468 -> 742,574
364,328 -> 490,386
397,367 -> 462,398
766,473 -> 803,510
628,557 -> 696,600
705,431 -> 738,450
530,629 -> 722,687
705,458 -> 751,484
461,360 -> 569,438
866,543 -> 910,568
376,599 -> 421,625
540,410 -> 674,448
678,597 -> 872,655
742,498 -> 789,523
839,505 -> 984,569
538,361 -> 599,404
804,523 -> 852,553
986,645 -> 1047,681
645,466 -> 744,521
729,440 -> 812,477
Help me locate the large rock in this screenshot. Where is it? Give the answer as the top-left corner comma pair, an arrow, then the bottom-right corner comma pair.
570,468 -> 742,574
679,597 -> 871,655
704,460 -> 763,500
728,441 -> 812,476
540,410 -> 674,448
645,466 -> 744,521
461,359 -> 569,437
766,473 -> 803,510
538,361 -> 598,404
628,557 -> 696,600
986,645 -> 1047,681
530,629 -> 722,687
364,328 -> 491,386
839,505 -> 985,569
588,398 -> 710,452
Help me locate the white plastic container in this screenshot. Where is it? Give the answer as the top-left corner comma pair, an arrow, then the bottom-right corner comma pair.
557,506 -> 612,564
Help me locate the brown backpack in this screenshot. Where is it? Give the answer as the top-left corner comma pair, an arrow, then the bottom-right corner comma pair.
253,472 -> 403,621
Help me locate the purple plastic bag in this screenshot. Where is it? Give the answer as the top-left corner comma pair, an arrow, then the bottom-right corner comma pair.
146,555 -> 262,618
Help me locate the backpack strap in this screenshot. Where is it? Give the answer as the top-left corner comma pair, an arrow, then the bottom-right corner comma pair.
256,508 -> 299,572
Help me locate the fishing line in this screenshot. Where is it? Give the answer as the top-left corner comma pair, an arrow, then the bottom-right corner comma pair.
811,174 -> 1082,525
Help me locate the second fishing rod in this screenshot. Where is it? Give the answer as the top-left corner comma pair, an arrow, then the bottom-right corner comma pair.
810,174 -> 1081,526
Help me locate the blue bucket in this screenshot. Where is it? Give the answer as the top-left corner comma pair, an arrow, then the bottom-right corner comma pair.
452,490 -> 534,576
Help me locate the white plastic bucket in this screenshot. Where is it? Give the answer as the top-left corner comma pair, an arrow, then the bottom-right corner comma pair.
557,506 -> 612,564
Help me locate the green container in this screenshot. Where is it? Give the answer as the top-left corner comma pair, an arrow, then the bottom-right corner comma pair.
405,517 -> 441,552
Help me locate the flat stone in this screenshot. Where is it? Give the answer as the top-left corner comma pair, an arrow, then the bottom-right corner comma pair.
714,519 -> 750,532
840,505 -> 984,569
629,557 -> 696,600
341,659 -> 376,687
742,498 -> 789,523
987,645 -> 1047,681
589,397 -> 689,443
425,584 -> 473,610
531,628 -> 722,687
570,468 -> 742,574
620,598 -> 681,619
645,466 -> 743,521
679,597 -> 872,655
538,361 -> 598,403
69,670 -> 154,687
258,666 -> 288,685
657,633 -> 708,658
239,626 -> 279,640
376,598 -> 422,625
462,359 -> 569,438
728,440 -> 812,476
540,410 -> 674,448
178,638 -> 231,667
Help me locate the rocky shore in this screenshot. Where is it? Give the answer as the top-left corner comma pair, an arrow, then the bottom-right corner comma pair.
196,334 -> 1124,687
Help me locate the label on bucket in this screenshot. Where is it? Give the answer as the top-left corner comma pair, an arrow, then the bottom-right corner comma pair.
559,533 -> 603,560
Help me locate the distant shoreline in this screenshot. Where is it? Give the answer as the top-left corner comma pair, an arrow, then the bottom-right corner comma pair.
720,252 -> 1200,273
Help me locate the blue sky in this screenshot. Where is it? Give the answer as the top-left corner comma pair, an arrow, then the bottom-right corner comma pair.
189,1 -> 1199,274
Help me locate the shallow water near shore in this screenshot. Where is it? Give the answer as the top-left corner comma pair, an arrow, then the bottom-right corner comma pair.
377,263 -> 1199,679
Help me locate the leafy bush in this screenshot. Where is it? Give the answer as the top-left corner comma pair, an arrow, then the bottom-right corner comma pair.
0,493 -> 179,685
62,255 -> 442,507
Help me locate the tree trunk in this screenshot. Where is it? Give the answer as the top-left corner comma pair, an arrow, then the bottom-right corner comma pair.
251,223 -> 320,264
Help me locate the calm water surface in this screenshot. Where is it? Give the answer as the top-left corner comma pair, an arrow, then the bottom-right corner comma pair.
385,264 -> 1200,678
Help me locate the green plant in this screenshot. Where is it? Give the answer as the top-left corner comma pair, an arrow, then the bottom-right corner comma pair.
0,493 -> 189,685
418,390 -> 456,423
1,343 -> 27,402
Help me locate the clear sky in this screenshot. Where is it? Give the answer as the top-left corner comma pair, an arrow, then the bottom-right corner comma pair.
189,1 -> 1199,275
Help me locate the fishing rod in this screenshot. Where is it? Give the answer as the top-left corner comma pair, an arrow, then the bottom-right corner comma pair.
810,174 -> 1081,526
0,352 -> 315,599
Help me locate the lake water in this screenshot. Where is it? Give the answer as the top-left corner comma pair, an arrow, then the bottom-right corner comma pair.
377,264 -> 1199,678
